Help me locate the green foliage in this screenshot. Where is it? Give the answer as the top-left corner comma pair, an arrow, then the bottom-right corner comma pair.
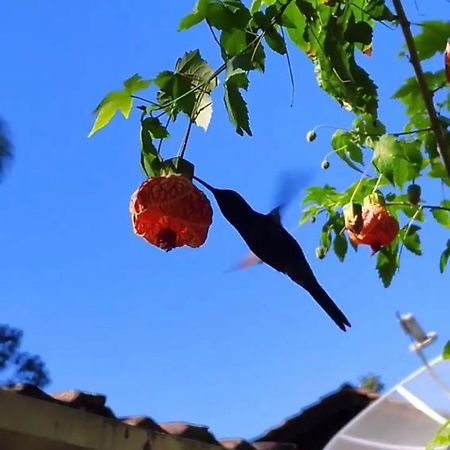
89,75 -> 151,137
400,224 -> 422,256
376,240 -> 399,288
0,324 -> 50,387
440,240 -> 450,273
426,420 -> 450,450
89,0 -> 450,288
442,340 -> 450,360
432,201 -> 450,228
155,50 -> 218,129
409,21 -> 450,61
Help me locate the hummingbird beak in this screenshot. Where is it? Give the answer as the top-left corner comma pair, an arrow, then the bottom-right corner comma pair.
193,175 -> 216,193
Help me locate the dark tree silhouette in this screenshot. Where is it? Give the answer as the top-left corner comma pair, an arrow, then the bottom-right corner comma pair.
359,374 -> 384,394
0,324 -> 50,388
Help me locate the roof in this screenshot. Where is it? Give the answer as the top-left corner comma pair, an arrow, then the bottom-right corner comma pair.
253,383 -> 379,450
0,383 -> 378,450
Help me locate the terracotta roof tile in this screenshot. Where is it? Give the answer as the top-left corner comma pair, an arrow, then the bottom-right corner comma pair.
220,439 -> 256,450
160,423 -> 220,445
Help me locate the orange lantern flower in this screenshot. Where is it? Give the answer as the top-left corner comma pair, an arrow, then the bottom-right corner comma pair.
344,193 -> 399,254
130,175 -> 213,252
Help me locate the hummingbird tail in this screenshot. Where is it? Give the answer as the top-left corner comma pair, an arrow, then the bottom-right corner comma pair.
296,278 -> 351,331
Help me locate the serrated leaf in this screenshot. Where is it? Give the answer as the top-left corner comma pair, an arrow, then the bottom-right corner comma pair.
442,341 -> 450,359
333,233 -> 348,262
412,21 -> 450,62
302,185 -> 339,206
432,201 -> 450,228
224,65 -> 251,136
376,241 -> 399,287
400,224 -> 422,256
439,240 -> 450,273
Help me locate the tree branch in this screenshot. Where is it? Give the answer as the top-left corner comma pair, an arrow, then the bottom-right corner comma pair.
391,0 -> 450,177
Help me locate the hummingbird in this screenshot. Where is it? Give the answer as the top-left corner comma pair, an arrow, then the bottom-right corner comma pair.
193,175 -> 351,332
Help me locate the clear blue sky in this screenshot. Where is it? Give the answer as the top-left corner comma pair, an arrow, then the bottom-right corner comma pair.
0,0 -> 448,441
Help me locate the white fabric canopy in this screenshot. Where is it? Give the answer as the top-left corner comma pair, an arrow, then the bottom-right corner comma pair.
324,357 -> 450,450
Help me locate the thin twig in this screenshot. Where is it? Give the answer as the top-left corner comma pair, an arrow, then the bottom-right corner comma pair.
392,0 -> 450,177
387,202 -> 450,212
398,205 -> 423,263
157,116 -> 171,155
207,20 -> 227,56
280,26 -> 295,107
131,95 -> 159,107
178,119 -> 195,160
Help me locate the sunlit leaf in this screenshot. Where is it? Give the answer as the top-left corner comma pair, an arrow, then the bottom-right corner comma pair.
89,74 -> 151,137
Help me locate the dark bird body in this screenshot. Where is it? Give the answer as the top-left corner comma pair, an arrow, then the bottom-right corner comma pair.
194,176 -> 351,331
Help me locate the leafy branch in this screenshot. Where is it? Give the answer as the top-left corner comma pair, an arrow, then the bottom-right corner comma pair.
391,0 -> 450,176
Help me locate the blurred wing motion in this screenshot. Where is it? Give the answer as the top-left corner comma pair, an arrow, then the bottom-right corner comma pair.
0,117 -> 13,180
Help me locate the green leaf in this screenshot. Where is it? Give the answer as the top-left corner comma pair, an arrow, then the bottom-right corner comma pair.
178,0 -> 209,31
442,341 -> 450,360
333,233 -> 348,262
376,241 -> 399,287
426,420 -> 450,450
221,29 -> 248,55
432,201 -> 450,228
393,71 -> 446,129
302,185 -> 340,206
156,50 -> 217,130
264,29 -> 287,54
88,74 -> 151,137
224,66 -> 252,136
412,21 -> 450,61
372,134 -> 401,184
439,240 -> 450,273
140,118 -> 163,178
400,224 -> 422,256
363,0 -> 395,21
345,20 -> 373,45
331,130 -> 364,171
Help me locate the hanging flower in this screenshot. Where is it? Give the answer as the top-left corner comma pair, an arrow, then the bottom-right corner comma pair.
130,175 -> 213,252
344,193 -> 399,254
